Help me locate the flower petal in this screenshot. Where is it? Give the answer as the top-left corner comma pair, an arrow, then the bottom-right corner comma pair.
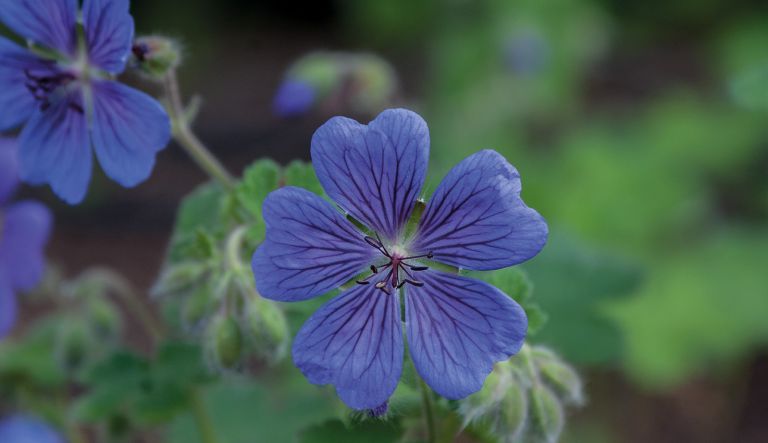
311,109 -> 429,240
0,138 -> 19,204
82,0 -> 134,73
0,279 -> 17,339
17,93 -> 92,204
0,0 -> 77,55
292,284 -> 404,410
0,415 -> 64,443
90,81 -> 170,187
0,37 -> 39,131
0,201 -> 52,291
253,186 -> 378,302
412,150 -> 548,271
405,270 -> 527,399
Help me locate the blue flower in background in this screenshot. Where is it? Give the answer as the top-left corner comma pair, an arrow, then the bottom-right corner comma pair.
0,139 -> 52,339
0,0 -> 171,204
0,415 -> 65,443
273,78 -> 316,117
253,109 -> 548,410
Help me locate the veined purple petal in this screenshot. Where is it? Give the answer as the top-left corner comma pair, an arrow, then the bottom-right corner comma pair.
405,271 -> 527,399
311,109 -> 429,241
82,0 -> 134,73
292,284 -> 403,410
412,150 -> 548,271
0,37 -> 40,131
90,81 -> 170,187
0,415 -> 64,443
0,201 -> 52,291
17,92 -> 92,204
0,279 -> 17,339
0,0 -> 77,56
252,186 -> 378,302
0,138 -> 19,204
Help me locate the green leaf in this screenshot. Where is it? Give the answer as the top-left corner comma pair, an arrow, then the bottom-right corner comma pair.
168,183 -> 227,262
523,232 -> 642,365
297,419 -> 403,443
235,159 -> 281,243
167,369 -> 340,443
284,160 -> 324,195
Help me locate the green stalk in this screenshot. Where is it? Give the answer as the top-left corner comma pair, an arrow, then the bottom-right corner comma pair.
419,377 -> 437,443
189,389 -> 221,443
164,70 -> 236,190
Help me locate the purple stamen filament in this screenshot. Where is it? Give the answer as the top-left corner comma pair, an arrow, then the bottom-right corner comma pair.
357,234 -> 433,294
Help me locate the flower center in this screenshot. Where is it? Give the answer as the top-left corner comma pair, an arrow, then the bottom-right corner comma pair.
356,233 -> 433,294
24,66 -> 82,113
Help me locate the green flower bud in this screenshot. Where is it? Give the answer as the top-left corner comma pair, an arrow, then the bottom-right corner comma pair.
205,314 -> 243,370
151,262 -> 209,298
131,36 -> 182,79
181,285 -> 217,329
528,385 -> 564,443
87,297 -> 122,341
533,347 -> 584,406
499,379 -> 528,443
244,298 -> 289,364
54,319 -> 93,373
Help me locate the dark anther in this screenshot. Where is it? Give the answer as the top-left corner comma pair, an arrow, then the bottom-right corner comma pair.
370,265 -> 378,274
68,102 -> 84,114
409,266 -> 429,271
132,43 -> 149,62
405,279 -> 424,287
356,280 -> 370,285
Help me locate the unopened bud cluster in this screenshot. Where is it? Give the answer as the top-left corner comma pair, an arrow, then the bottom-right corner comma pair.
459,345 -> 584,443
153,228 -> 289,371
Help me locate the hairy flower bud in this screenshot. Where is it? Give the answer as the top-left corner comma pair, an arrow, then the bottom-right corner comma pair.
528,385 -> 564,443
205,314 -> 243,370
130,36 -> 182,79
243,297 -> 289,364
458,345 -> 583,443
87,297 -> 122,341
54,320 -> 92,373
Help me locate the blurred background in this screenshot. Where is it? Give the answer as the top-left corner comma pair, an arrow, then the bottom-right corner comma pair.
6,0 -> 768,442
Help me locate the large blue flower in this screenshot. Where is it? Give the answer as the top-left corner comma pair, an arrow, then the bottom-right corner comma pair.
253,109 -> 548,410
0,138 -> 52,339
0,415 -> 64,443
0,0 -> 171,204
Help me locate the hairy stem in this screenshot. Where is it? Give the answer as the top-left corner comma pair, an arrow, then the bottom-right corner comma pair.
419,377 -> 437,443
164,70 -> 236,189
190,389 -> 220,443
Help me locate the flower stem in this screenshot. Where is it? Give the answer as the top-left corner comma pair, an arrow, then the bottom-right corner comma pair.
163,70 -> 236,190
419,377 -> 437,443
189,389 -> 220,443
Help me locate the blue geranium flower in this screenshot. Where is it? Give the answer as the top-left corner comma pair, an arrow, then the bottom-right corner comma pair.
0,415 -> 65,443
273,78 -> 316,117
0,0 -> 171,204
0,139 -> 52,339
252,109 -> 548,410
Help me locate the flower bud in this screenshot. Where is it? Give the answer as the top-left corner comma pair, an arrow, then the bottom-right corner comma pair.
181,285 -> 217,329
528,385 -> 563,443
130,36 -> 182,79
54,319 -> 92,373
533,347 -> 584,406
244,297 -> 289,364
205,314 -> 243,370
87,297 -> 122,341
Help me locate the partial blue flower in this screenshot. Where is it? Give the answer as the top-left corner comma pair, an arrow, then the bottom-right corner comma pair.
273,78 -> 316,117
0,0 -> 171,204
252,109 -> 548,410
0,415 -> 65,443
0,139 -> 52,338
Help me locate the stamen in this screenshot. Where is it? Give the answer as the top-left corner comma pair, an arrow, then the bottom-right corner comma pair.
409,266 -> 429,271
402,252 -> 434,260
